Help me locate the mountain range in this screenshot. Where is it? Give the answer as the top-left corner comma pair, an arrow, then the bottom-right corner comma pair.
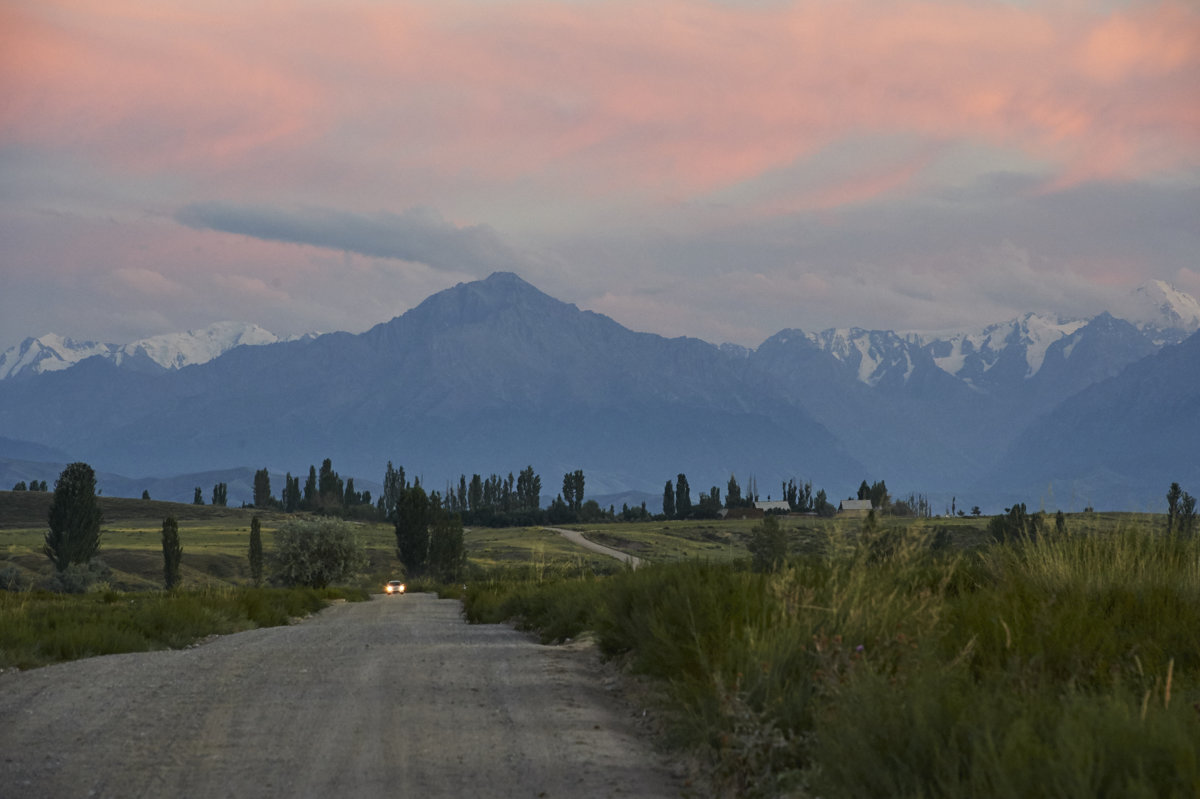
1,273 -> 1197,511
0,322 -> 298,380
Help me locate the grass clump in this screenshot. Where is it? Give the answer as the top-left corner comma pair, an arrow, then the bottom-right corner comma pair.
463,522 -> 1200,797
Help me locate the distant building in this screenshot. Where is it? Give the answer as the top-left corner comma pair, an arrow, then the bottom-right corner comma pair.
755,500 -> 791,514
838,499 -> 874,517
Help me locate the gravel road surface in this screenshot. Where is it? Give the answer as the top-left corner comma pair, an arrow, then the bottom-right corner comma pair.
0,593 -> 680,798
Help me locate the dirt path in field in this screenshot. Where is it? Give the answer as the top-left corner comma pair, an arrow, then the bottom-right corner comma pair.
0,594 -> 680,798
546,528 -> 644,569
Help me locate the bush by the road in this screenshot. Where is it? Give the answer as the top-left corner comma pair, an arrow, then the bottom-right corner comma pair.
272,518 -> 368,588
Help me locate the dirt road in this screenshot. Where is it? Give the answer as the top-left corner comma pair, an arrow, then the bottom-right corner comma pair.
546,528 -> 643,569
0,594 -> 680,798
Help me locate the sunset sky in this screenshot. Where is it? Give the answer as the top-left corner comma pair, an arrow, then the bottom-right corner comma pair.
2,0 -> 1198,352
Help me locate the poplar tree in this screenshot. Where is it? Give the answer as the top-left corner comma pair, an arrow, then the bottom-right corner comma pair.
161,516 -> 183,590
253,468 -> 272,508
675,474 -> 692,519
662,480 -> 675,519
248,515 -> 264,586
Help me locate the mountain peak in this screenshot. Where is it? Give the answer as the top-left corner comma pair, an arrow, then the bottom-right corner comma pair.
1118,280 -> 1200,332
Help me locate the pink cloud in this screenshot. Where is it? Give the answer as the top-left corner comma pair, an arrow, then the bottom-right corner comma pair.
2,0 -> 1197,210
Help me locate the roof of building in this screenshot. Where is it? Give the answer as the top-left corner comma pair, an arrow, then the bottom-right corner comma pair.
754,500 -> 792,512
839,499 -> 874,511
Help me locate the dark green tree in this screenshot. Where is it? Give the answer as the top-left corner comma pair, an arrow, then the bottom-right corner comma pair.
161,515 -> 183,590
395,482 -> 431,574
303,465 -> 317,510
428,501 -> 466,582
381,461 -> 406,520
814,488 -> 835,517
675,474 -> 692,519
253,468 -> 272,508
747,515 -> 788,572
570,470 -> 584,513
579,499 -> 604,523
468,473 -> 483,514
141,489 -> 151,500
869,480 -> 889,511
562,473 -> 576,513
516,466 -> 542,512
193,486 -> 204,505
726,474 -> 742,508
317,458 -> 343,511
212,482 -> 227,507
1055,510 -> 1067,536
44,462 -> 103,572
248,515 -> 264,586
1167,482 -> 1183,534
857,480 -> 871,501
662,480 -> 675,519
283,473 -> 301,513
989,503 -> 1044,544
13,481 -> 27,491
696,486 -> 722,519
1179,492 -> 1197,538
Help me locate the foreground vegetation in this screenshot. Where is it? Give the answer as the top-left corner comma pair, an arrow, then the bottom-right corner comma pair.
0,585 -> 368,670
5,481 -> 1197,796
461,523 -> 1200,797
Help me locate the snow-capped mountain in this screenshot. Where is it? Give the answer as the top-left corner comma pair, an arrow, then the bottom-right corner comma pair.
789,281 -> 1196,393
0,322 -> 283,380
0,335 -> 117,380
1118,279 -> 1200,335
112,322 -> 281,371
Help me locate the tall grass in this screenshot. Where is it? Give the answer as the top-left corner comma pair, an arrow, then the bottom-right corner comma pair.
0,585 -> 365,669
463,523 -> 1200,797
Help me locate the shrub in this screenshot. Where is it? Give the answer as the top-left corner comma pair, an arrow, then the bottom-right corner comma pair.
272,518 -> 367,588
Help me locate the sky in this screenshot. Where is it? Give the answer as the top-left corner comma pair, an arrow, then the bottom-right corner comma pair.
2,0 -> 1198,353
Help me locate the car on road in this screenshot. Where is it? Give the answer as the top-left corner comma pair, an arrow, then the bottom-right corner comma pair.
385,580 -> 406,595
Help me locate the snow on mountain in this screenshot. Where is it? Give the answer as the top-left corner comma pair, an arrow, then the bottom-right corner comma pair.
1117,279 -> 1200,333
0,322 -> 283,380
919,314 -> 1089,384
802,328 -> 922,387
114,322 -> 281,371
0,335 -> 116,380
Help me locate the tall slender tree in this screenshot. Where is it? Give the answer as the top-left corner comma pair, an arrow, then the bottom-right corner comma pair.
1167,482 -> 1183,534
253,468 -> 272,508
662,480 -> 675,519
211,482 -> 227,507
395,483 -> 432,574
726,474 -> 742,509
161,516 -> 183,590
248,515 -> 264,586
303,466 -> 318,510
675,474 -> 692,519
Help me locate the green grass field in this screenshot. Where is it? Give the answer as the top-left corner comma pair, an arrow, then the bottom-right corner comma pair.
1,489 -> 1165,591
